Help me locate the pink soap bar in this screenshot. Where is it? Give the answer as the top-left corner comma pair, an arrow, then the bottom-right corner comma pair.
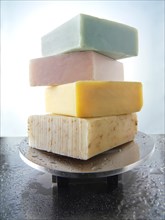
29,51 -> 124,86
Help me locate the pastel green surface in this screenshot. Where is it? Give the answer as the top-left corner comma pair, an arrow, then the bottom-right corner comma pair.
41,14 -> 138,59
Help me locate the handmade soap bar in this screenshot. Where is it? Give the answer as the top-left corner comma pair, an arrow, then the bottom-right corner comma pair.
29,51 -> 124,86
45,81 -> 143,117
41,14 -> 138,59
28,114 -> 137,160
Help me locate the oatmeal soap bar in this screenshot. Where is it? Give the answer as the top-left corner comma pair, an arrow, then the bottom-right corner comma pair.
29,51 -> 124,86
28,114 -> 137,160
41,14 -> 138,59
45,81 -> 143,117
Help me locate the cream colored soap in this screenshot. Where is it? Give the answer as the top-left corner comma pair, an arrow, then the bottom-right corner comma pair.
45,81 -> 143,117
28,114 -> 137,160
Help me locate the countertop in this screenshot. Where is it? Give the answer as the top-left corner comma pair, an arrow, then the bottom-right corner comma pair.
0,134 -> 165,220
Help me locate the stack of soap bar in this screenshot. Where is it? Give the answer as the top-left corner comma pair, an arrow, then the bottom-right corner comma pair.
28,114 -> 137,160
29,51 -> 124,86
42,14 -> 138,59
28,14 -> 142,160
45,81 -> 143,117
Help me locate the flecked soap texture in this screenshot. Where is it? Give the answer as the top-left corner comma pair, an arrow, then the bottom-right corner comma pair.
41,14 -> 138,59
28,114 -> 137,160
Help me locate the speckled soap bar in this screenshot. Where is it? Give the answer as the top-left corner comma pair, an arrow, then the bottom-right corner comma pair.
29,51 -> 124,86
41,14 -> 138,59
28,114 -> 137,160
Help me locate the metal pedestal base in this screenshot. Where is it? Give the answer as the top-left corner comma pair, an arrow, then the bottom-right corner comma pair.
19,132 -> 155,191
52,174 -> 119,190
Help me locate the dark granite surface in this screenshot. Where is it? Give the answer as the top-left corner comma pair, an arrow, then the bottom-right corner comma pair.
0,135 -> 165,220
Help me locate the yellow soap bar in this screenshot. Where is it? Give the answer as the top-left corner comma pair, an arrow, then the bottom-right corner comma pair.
28,114 -> 137,160
45,81 -> 143,117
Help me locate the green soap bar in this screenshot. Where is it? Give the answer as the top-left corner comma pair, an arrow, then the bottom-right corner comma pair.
41,14 -> 138,59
